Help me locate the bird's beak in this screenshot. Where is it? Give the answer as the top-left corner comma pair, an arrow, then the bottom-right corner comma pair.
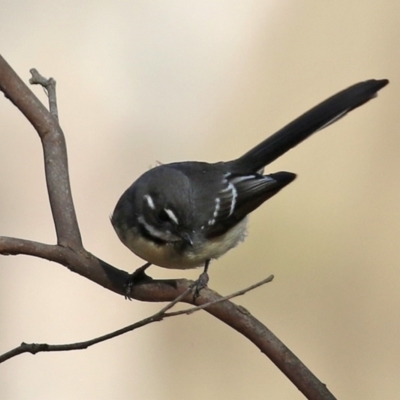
180,231 -> 194,246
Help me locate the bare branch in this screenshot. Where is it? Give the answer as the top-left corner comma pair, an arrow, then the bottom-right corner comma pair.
0,55 -> 81,249
165,274 -> 274,317
0,276 -> 273,363
0,236 -> 59,258
29,69 -> 58,120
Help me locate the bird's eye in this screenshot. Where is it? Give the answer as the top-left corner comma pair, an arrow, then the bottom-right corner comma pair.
157,208 -> 179,225
158,209 -> 170,222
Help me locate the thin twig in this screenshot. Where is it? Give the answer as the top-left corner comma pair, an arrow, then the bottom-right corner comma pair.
29,68 -> 58,120
0,275 -> 273,363
166,275 -> 274,316
157,286 -> 193,314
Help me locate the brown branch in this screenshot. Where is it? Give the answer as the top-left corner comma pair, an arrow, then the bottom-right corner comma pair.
0,55 -> 337,400
0,276 -> 274,363
29,68 -> 59,120
165,274 -> 274,316
0,56 -> 81,249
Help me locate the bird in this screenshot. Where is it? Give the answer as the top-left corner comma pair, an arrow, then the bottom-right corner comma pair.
111,79 -> 388,295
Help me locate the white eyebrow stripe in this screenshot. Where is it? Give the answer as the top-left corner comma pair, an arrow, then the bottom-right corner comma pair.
144,194 -> 155,210
165,208 -> 179,225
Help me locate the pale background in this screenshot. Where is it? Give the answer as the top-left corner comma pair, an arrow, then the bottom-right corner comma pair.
0,1 -> 399,399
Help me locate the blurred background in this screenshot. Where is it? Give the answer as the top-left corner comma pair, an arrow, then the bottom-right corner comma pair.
0,1 -> 399,399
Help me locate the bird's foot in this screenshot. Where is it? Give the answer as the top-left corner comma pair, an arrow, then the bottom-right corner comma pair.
192,260 -> 211,299
124,262 -> 152,300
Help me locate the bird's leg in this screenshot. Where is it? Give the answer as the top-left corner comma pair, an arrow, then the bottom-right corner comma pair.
193,259 -> 210,299
124,262 -> 152,300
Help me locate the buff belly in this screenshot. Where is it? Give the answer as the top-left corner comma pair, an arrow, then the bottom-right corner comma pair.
115,218 -> 248,269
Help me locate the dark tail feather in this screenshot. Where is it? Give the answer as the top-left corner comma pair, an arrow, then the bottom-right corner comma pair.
229,79 -> 388,172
